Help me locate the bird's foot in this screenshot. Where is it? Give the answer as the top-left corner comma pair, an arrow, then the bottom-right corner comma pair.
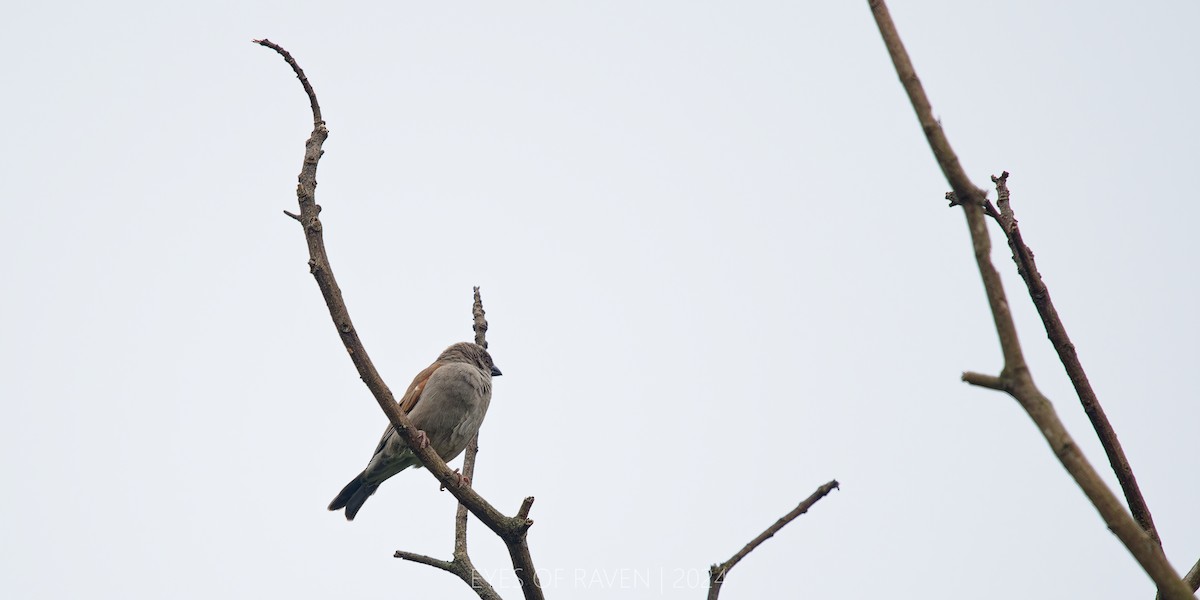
440,469 -> 471,491
413,429 -> 430,450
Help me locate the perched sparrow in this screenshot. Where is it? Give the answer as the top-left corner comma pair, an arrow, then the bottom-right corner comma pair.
328,342 -> 501,521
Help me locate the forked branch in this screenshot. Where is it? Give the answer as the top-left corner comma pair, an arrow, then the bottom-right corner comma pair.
983,171 -> 1160,545
254,39 -> 543,600
865,3 -> 1190,598
393,288 -> 505,599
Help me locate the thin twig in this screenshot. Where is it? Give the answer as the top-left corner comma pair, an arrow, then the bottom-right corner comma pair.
454,436 -> 481,560
984,172 -> 1161,546
252,39 -> 322,123
394,550 -> 505,600
473,286 -> 490,349
961,371 -> 1005,391
865,3 -> 1190,598
706,480 -> 840,600
256,40 -> 543,600
448,289 -> 492,585
393,550 -> 455,572
456,287 -> 491,559
395,291 -> 500,599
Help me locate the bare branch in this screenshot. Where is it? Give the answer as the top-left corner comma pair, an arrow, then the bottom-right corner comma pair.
516,496 -> 535,522
1158,558 -> 1200,600
865,3 -> 1190,598
862,7 -> 986,208
446,289 -> 494,586
506,538 -> 543,597
394,550 -> 505,600
455,287 -> 492,559
395,291 -> 501,597
984,172 -> 1161,546
472,286 -> 490,349
256,40 -> 543,600
453,435 -> 481,560
252,39 -> 322,123
961,372 -> 1005,391
393,550 -> 455,572
706,480 -> 839,600
1186,557 -> 1200,594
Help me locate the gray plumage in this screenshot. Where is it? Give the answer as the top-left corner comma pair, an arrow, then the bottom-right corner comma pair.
328,342 -> 501,520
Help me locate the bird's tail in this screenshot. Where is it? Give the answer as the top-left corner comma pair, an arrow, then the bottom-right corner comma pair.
328,473 -> 378,521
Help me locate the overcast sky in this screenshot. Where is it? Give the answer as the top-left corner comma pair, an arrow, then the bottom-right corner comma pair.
3,1 -> 1198,598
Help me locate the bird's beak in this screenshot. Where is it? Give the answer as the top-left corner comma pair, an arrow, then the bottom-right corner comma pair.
491,366 -> 503,377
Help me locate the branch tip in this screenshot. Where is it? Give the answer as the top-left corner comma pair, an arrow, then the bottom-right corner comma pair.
962,372 -> 1006,390
706,479 -> 839,600
471,287 -> 490,348
517,496 -> 535,520
393,550 -> 454,571
985,171 -> 1163,548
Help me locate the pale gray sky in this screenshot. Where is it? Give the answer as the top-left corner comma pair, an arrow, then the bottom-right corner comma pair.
2,1 -> 1198,598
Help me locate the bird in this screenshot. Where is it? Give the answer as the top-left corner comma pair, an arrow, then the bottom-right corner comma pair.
328,342 -> 501,520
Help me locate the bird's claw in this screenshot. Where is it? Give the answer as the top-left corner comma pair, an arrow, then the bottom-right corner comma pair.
413,430 -> 430,450
440,469 -> 471,491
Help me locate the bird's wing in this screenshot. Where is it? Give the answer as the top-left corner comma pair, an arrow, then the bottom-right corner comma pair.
366,360 -> 446,458
399,360 -> 444,414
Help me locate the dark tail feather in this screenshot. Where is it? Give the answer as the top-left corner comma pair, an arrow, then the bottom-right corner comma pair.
328,473 -> 378,521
